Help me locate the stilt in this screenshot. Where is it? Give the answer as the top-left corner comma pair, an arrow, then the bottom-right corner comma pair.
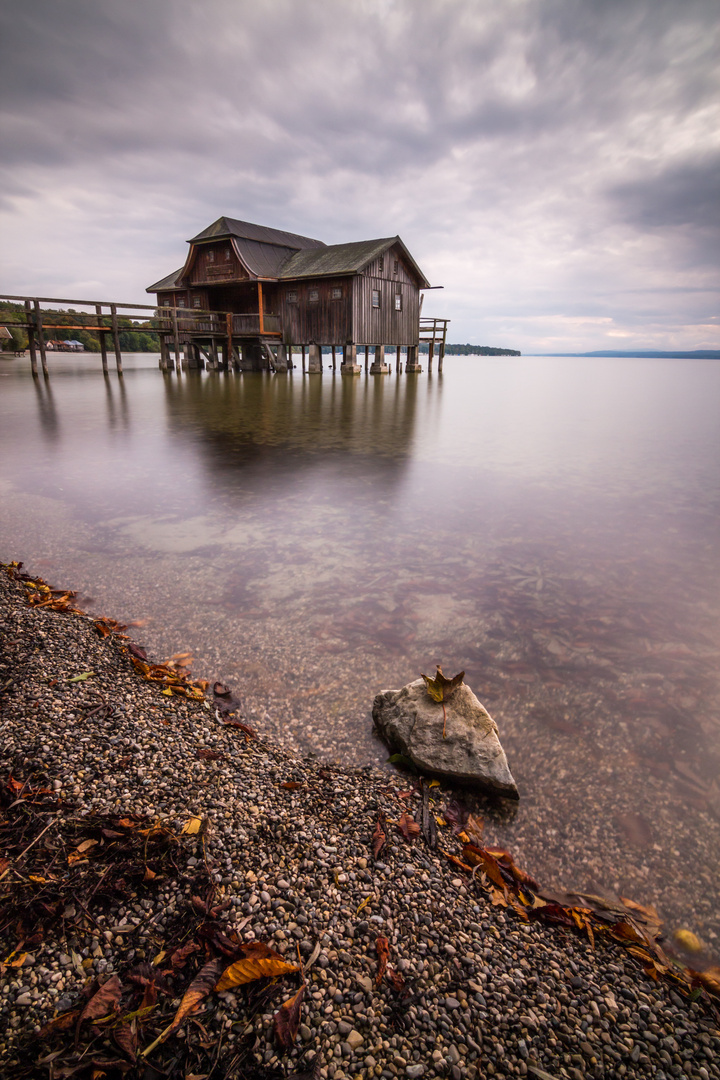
341,343 -> 361,375
332,345 -> 337,371
428,339 -> 435,374
364,345 -> 369,373
96,304 -> 108,374
370,344 -> 389,374
110,304 -> 122,374
25,300 -> 38,377
302,345 -> 306,374
307,344 -> 322,373
34,300 -> 49,377
405,345 -> 422,373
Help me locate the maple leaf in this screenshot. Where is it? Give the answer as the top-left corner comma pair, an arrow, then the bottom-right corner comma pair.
420,666 -> 464,738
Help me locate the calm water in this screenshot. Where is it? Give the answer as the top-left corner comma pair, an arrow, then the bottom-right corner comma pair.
1,353 -> 719,956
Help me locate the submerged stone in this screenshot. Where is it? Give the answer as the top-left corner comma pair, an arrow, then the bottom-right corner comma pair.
372,678 -> 519,798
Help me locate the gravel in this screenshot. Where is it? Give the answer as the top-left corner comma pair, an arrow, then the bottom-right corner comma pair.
1,565 -> 718,1079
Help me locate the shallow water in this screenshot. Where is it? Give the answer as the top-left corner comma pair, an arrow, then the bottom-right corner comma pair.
1,352 -> 719,956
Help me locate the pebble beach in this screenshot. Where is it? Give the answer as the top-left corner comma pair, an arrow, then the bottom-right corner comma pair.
1,563 -> 718,1080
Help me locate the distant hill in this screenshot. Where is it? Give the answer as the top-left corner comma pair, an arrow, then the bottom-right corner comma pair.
419,343 -> 521,356
530,350 -> 720,360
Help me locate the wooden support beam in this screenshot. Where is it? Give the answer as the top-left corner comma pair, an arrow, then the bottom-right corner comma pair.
428,339 -> 434,374
25,300 -> 38,377
110,304 -> 123,373
34,299 -> 49,377
172,309 -> 180,371
302,345 -> 306,373
226,313 -> 233,371
332,345 -> 337,371
96,304 -> 108,374
364,345 -> 369,373
257,282 -> 264,334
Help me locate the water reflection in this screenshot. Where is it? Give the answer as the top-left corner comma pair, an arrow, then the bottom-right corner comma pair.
1,354 -> 719,957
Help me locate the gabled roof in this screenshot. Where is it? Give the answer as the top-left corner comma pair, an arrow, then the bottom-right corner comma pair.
190,216 -> 326,251
230,238 -> 302,279
146,268 -> 185,292
278,236 -> 431,288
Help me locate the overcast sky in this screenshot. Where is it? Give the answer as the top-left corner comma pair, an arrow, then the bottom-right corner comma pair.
1,0 -> 718,352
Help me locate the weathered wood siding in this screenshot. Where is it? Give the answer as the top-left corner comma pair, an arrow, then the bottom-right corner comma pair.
353,245 -> 419,345
277,277 -> 353,345
189,242 -> 248,287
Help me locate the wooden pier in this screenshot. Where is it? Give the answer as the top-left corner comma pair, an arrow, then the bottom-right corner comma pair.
1,293 -> 449,377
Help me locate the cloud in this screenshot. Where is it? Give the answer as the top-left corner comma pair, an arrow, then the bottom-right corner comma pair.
0,0 -> 718,351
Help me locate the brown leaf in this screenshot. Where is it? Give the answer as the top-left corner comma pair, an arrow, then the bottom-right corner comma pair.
397,812 -> 420,842
280,781 -> 304,791
79,976 -> 122,1025
197,748 -> 224,762
273,985 -> 305,1048
216,953 -> 300,992
693,966 -> 720,995
40,1008 -> 81,1038
372,812 -> 386,859
168,958 -> 224,1034
420,666 -> 465,703
170,942 -> 201,970
375,935 -> 390,987
386,968 -> 405,992
219,718 -> 257,738
465,813 -> 484,845
113,1022 -> 137,1062
213,682 -> 231,697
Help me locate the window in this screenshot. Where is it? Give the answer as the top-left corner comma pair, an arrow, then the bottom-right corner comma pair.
394,292 -> 402,311
162,299 -> 171,307
225,247 -> 232,261
378,257 -> 384,272
331,286 -> 343,300
207,250 -> 215,263
287,290 -> 298,303
372,289 -> 380,308
309,288 -> 319,303
178,297 -> 186,308
393,259 -> 399,274
193,296 -> 202,308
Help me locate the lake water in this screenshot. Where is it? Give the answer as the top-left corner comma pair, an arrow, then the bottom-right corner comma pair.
1,352 -> 719,960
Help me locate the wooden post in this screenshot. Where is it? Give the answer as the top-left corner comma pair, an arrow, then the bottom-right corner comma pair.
364,345 -> 369,373
172,308 -> 181,371
332,345 -> 337,371
110,304 -> 122,373
257,282 -> 264,334
96,304 -> 108,374
302,345 -> 306,373
428,338 -> 435,374
159,335 -> 169,371
226,313 -> 234,370
396,345 -> 401,374
25,300 -> 38,377
34,300 -> 49,377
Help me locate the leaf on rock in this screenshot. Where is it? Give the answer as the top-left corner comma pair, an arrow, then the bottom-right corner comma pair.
216,946 -> 300,992
78,975 -> 122,1033
273,985 -> 305,1048
397,812 -> 420,842
168,957 -> 224,1034
372,812 -> 386,859
375,935 -> 390,987
280,781 -> 304,791
420,666 -> 465,704
197,748 -> 225,762
181,816 -> 202,835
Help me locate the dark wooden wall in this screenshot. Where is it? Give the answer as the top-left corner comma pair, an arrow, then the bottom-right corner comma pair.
277,277 -> 353,345
353,245 -> 420,345
189,242 -> 248,287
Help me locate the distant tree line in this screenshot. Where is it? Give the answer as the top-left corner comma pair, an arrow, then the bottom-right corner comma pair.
0,300 -> 160,353
440,343 -> 521,356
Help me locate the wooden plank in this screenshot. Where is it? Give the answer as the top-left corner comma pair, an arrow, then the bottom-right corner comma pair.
172,308 -> 180,371
258,281 -> 264,334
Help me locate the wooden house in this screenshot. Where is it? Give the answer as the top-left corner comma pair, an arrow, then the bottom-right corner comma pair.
146,217 -> 439,373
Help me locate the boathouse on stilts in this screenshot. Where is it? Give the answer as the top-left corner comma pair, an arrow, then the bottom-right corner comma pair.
146,217 -> 446,374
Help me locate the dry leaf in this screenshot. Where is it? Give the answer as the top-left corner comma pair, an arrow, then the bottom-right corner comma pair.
78,975 -> 122,1037
397,812 -> 420,842
372,812 -> 386,859
168,958 -> 225,1034
216,956 -> 299,992
274,985 -> 305,1048
375,935 -> 390,987
181,816 -> 202,835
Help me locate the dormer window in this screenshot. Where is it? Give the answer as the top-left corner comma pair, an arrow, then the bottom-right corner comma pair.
225,248 -> 232,261
393,259 -> 399,274
207,250 -> 215,263
378,257 -> 384,272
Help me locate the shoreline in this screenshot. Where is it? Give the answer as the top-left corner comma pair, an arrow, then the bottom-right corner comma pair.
1,562 -> 718,1080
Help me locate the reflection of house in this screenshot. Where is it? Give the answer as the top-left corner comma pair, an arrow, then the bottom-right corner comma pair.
146,217 -> 438,374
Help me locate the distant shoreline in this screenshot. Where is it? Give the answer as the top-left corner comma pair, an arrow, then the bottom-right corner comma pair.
526,349 -> 720,360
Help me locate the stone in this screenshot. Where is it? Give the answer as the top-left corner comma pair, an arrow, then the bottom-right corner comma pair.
372,678 -> 518,798
346,1029 -> 364,1050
